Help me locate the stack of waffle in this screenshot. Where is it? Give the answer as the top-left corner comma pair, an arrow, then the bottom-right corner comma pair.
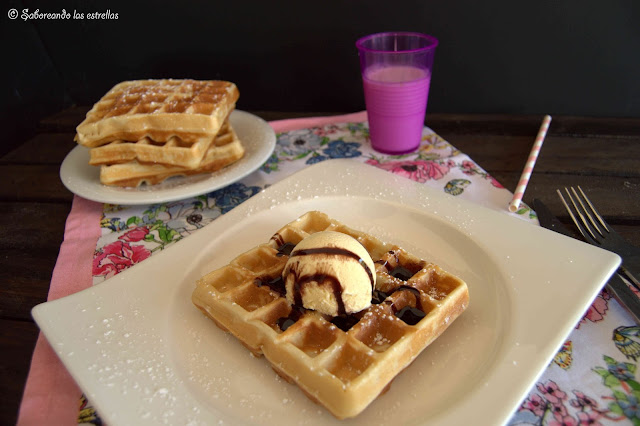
75,79 -> 243,187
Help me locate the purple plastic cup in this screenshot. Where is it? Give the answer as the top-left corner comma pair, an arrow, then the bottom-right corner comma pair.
356,32 -> 438,154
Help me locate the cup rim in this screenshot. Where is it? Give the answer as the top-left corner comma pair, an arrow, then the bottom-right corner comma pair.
355,32 -> 439,53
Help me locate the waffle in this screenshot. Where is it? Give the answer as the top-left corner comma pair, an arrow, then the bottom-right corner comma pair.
76,79 -> 239,147
192,211 -> 469,419
99,121 -> 245,187
88,125 -> 222,169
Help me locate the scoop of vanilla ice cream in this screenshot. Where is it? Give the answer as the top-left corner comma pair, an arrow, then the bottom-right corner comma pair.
282,231 -> 376,316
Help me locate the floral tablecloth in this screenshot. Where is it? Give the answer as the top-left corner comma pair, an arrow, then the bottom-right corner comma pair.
19,112 -> 638,425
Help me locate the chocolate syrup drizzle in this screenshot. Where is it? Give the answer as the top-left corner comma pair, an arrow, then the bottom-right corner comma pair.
260,241 -> 427,331
276,305 -> 305,331
271,233 -> 285,247
395,305 -> 425,325
255,275 -> 286,297
331,314 -> 361,332
289,247 -> 375,290
271,234 -> 295,257
390,286 -> 425,326
375,250 -> 427,281
276,242 -> 296,257
284,245 -> 375,318
389,266 -> 414,282
371,260 -> 427,325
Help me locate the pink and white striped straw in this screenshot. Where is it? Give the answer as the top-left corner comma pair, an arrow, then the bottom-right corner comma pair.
508,115 -> 552,212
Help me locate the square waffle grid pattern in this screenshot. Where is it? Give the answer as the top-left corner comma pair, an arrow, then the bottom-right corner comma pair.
99,121 -> 245,187
76,79 -> 239,147
192,211 -> 469,419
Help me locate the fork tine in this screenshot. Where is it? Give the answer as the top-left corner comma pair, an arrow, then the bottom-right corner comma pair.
564,187 -> 600,241
577,186 -> 609,232
556,189 -> 594,242
571,187 -> 606,237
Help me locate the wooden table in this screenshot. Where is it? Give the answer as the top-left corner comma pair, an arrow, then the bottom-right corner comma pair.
1,109 -> 639,425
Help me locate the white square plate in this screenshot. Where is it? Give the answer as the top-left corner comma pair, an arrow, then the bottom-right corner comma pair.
33,159 -> 620,425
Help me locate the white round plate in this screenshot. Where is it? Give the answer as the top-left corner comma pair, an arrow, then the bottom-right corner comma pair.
59,110 -> 276,205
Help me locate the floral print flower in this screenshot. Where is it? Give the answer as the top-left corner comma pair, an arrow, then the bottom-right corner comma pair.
618,394 -> 640,419
570,391 -> 597,410
169,212 -> 215,237
488,175 -> 504,188
550,401 -> 568,418
186,213 -> 204,226
159,201 -> 214,235
577,292 -> 610,328
277,129 -> 324,158
455,159 -> 506,189
306,154 -> 328,165
277,128 -> 364,163
148,201 -> 194,224
321,140 -> 361,159
537,381 -> 567,405
100,216 -> 127,232
119,226 -> 150,242
346,122 -> 368,137
313,124 -> 340,137
261,152 -> 280,173
548,414 -> 578,426
461,160 -> 478,175
209,182 -> 261,214
93,240 -> 151,279
366,158 -> 450,183
608,361 -> 635,381
576,410 -> 603,426
303,140 -> 363,164
523,394 -> 547,417
514,378 -> 620,426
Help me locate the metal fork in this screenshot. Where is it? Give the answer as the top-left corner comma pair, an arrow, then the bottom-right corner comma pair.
557,186 -> 640,289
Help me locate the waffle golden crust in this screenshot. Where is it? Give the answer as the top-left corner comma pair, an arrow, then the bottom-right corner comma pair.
192,211 -> 469,419
99,121 -> 244,187
76,79 -> 239,147
88,123 -> 226,169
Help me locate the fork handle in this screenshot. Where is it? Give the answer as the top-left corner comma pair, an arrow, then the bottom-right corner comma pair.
607,273 -> 640,326
620,249 -> 640,288
619,266 -> 640,292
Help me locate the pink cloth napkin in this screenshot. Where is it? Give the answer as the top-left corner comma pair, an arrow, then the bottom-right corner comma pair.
17,112 -> 367,426
268,111 -> 367,133
17,196 -> 103,425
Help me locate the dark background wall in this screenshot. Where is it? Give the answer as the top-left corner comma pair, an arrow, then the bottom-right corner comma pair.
3,0 -> 640,154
